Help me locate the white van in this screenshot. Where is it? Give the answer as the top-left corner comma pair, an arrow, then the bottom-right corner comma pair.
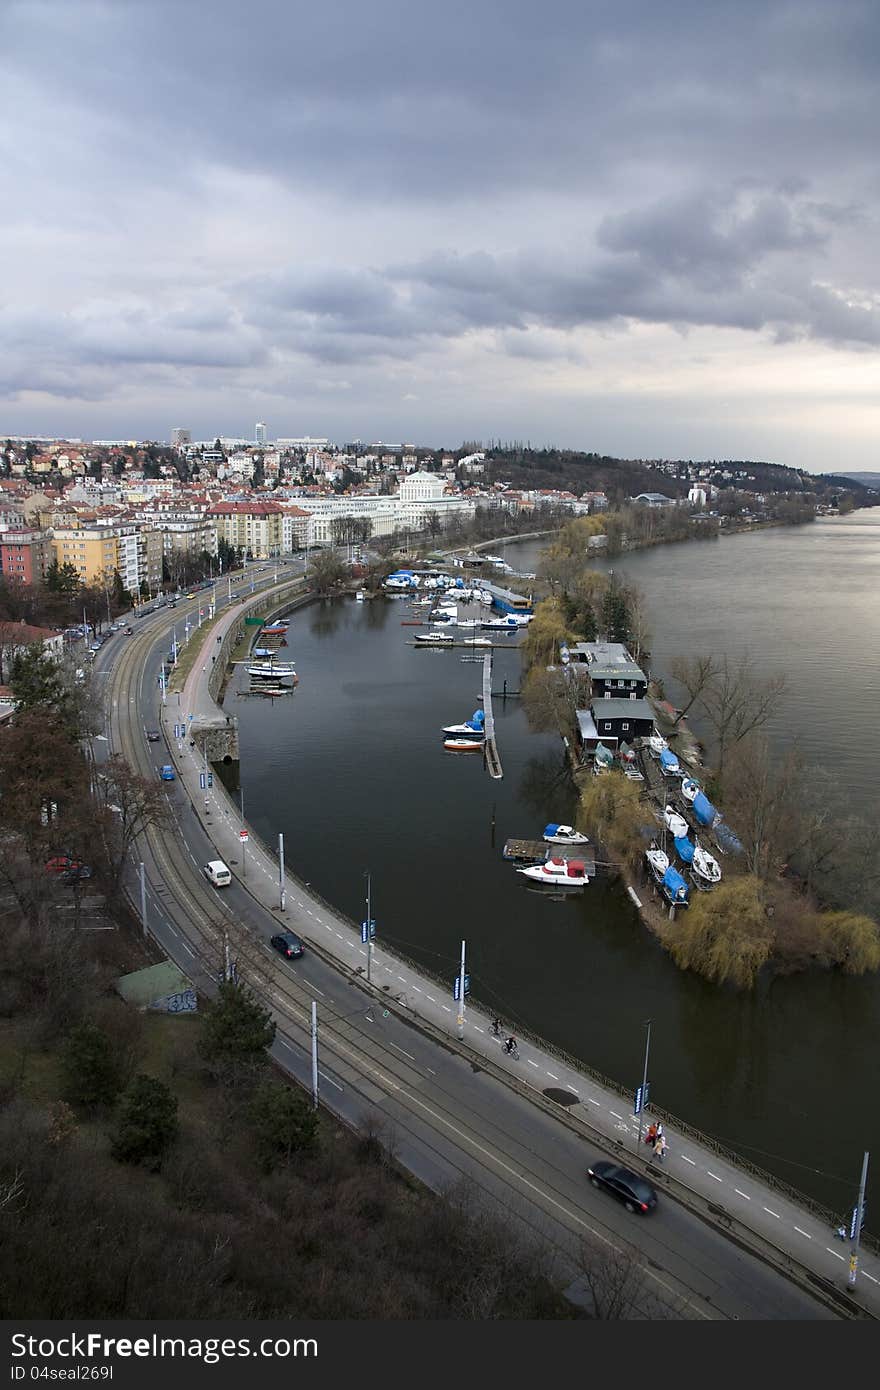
203,860 -> 232,887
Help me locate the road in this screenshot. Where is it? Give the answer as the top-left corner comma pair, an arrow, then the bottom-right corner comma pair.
92,571 -> 869,1321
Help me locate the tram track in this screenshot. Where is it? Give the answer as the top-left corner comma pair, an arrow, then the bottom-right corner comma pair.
94,604 -> 843,1322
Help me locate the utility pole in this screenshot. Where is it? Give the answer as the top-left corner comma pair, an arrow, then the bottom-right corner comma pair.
159,665 -> 167,705
278,831 -> 285,911
203,742 -> 209,812
139,861 -> 147,939
457,939 -> 467,1041
847,1151 -> 870,1292
310,1001 -> 319,1110
636,1018 -> 652,1150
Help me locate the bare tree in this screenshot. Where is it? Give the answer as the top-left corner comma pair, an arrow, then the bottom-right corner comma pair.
575,1235 -> 688,1319
96,756 -> 169,889
698,653 -> 787,789
669,654 -> 722,726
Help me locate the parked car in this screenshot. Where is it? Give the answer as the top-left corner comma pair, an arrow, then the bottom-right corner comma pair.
61,863 -> 93,884
45,855 -> 85,875
145,729 -> 161,743
587,1161 -> 657,1214
159,765 -> 176,781
270,931 -> 304,960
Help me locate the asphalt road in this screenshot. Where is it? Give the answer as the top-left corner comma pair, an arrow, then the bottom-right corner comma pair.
93,577 -> 846,1321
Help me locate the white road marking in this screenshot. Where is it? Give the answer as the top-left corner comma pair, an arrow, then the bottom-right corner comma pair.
826,1249 -> 845,1261
412,986 -> 422,993
527,1059 -> 539,1069
441,1005 -> 451,1012
794,1227 -> 812,1239
547,1072 -> 559,1080
734,1189 -> 751,1200
863,1271 -> 879,1284
681,1155 -> 696,1165
763,1207 -> 780,1219
609,1110 -> 623,1120
707,1171 -> 723,1182
587,1098 -> 600,1106
389,1042 -> 415,1061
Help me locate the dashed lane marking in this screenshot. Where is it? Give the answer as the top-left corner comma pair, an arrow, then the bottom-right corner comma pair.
588,1098 -> 600,1106
707,1171 -> 723,1182
547,1072 -> 559,1081
681,1155 -> 696,1165
734,1189 -> 751,1200
764,1207 -> 780,1219
826,1249 -> 845,1261
794,1227 -> 812,1239
527,1060 -> 539,1069
389,1042 -> 416,1061
609,1110 -> 623,1121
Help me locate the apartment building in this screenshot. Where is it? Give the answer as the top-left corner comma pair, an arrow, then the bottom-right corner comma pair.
0,528 -> 53,585
206,502 -> 284,558
51,524 -> 163,593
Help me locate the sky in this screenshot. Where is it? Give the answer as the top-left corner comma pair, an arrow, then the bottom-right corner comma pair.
2,0 -> 879,469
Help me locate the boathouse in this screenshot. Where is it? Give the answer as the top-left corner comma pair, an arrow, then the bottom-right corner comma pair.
587,697 -> 654,748
479,581 -> 534,616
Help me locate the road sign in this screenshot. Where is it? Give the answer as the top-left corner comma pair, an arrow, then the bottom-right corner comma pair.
239,829 -> 249,842
361,918 -> 376,943
633,1083 -> 650,1116
453,973 -> 471,1001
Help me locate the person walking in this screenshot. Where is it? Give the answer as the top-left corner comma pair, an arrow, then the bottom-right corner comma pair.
491,1018 -> 503,1037
645,1122 -> 658,1147
653,1134 -> 667,1162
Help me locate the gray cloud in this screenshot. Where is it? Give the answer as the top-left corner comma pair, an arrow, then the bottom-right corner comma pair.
1,1 -> 880,464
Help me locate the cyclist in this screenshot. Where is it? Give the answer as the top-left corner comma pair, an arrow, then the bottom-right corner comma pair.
491,1018 -> 503,1037
504,1036 -> 518,1056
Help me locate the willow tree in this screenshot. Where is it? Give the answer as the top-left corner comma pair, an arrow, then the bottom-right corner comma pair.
664,877 -> 773,989
816,911 -> 880,974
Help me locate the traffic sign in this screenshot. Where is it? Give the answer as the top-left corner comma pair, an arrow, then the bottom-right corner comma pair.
239,829 -> 249,842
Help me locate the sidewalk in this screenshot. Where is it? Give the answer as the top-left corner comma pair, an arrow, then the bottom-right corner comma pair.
163,604 -> 880,1320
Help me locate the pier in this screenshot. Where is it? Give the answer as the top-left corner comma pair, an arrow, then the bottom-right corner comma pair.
482,652 -> 503,779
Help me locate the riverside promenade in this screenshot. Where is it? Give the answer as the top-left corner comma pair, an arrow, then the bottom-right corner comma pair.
162,591 -> 880,1321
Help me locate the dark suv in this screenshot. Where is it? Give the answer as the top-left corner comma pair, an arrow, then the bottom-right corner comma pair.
270,931 -> 304,960
587,1161 -> 657,1214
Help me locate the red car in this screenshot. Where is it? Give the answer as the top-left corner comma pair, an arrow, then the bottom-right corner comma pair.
45,855 -> 85,875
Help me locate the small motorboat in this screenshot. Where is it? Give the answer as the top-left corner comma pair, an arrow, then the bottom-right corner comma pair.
645,846 -> 669,883
542,823 -> 590,846
664,805 -> 690,839
456,618 -> 479,629
443,710 -> 485,737
443,737 -> 484,752
415,630 -> 455,645
248,663 -> 296,678
517,857 -> 590,889
647,734 -> 668,757
680,777 -> 700,803
466,636 -> 492,647
692,844 -> 722,885
355,590 -> 366,602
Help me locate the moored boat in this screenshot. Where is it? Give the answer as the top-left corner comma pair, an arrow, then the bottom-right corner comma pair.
442,709 -> 486,737
248,662 -> 296,678
673,834 -> 695,865
647,733 -> 668,757
542,823 -> 590,845
659,865 -> 690,906
517,857 -> 590,889
415,630 -> 455,645
443,737 -> 484,752
680,777 -> 700,802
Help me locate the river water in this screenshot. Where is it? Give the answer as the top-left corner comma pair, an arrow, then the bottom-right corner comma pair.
233,515 -> 880,1217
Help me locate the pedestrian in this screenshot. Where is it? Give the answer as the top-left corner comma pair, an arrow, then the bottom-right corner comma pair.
654,1134 -> 667,1162
491,1017 -> 502,1037
645,1122 -> 658,1147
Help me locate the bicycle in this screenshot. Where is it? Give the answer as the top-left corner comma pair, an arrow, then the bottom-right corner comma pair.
503,1040 -> 520,1060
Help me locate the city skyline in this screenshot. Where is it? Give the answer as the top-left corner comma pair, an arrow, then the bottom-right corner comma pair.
2,2 -> 879,470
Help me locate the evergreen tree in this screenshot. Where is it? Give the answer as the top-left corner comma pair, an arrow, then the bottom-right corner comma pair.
199,981 -> 276,1073
111,1074 -> 178,1167
249,1079 -> 318,1170
62,1022 -> 122,1110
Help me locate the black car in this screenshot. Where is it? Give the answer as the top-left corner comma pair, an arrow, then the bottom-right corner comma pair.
587,1161 -> 657,1214
146,729 -> 161,742
270,931 -> 304,960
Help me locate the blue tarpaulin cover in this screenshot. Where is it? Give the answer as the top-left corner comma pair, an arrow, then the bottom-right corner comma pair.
674,835 -> 694,864
662,866 -> 689,902
692,791 -> 717,826
659,748 -> 680,772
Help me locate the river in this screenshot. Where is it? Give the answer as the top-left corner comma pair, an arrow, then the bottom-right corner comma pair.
233,514 -> 880,1218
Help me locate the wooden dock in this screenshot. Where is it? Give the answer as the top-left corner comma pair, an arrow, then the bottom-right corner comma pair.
502,838 -> 596,871
482,652 -> 503,779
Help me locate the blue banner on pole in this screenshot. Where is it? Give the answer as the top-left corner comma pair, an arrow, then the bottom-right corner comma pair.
634,1083 -> 650,1115
453,973 -> 471,1001
361,919 -> 376,943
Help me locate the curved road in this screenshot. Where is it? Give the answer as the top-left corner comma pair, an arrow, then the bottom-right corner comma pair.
94,581 -> 852,1322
